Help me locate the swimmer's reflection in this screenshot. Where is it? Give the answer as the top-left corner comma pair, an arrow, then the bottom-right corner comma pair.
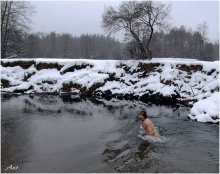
136,141 -> 151,160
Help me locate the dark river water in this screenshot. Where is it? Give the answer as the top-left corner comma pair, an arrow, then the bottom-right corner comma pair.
1,94 -> 219,173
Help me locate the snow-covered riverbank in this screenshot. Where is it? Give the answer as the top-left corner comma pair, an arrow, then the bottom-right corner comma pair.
1,58 -> 219,123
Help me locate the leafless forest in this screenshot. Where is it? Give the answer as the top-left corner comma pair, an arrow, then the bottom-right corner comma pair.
1,1 -> 219,60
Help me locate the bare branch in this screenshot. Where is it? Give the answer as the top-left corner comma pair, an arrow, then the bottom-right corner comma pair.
101,0 -> 170,59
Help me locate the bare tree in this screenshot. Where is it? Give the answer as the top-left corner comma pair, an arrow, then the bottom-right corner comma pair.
1,1 -> 13,58
102,1 -> 170,59
1,1 -> 34,58
80,34 -> 93,58
197,21 -> 208,59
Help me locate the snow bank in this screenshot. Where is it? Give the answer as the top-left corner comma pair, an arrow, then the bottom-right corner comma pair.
188,92 -> 219,123
1,58 -> 219,123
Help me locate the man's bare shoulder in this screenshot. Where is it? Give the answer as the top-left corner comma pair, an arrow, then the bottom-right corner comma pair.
143,118 -> 151,125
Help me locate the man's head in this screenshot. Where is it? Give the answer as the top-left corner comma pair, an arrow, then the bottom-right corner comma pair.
139,111 -> 148,121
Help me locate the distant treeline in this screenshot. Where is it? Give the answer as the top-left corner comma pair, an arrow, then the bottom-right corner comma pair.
21,26 -> 219,61
150,26 -> 219,61
24,33 -> 123,59
126,26 -> 219,61
1,1 -> 219,61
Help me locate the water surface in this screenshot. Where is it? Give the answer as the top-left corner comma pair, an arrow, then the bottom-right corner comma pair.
1,94 -> 219,173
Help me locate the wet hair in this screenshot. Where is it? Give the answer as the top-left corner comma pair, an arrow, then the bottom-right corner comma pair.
140,111 -> 148,119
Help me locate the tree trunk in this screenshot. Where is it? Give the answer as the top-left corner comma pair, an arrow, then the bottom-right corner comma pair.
1,2 -> 8,34
130,29 -> 148,59
1,1 -> 12,58
146,25 -> 154,59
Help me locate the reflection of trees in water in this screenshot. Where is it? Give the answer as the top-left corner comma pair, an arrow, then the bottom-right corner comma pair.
19,94 -> 161,120
21,95 -> 93,117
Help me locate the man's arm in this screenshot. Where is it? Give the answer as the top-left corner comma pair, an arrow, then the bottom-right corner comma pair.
143,121 -> 152,135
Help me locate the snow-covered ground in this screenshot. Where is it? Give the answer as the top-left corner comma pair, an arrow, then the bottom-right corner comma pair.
188,92 -> 219,123
1,58 -> 219,123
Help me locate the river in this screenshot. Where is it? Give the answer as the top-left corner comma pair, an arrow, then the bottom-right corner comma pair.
1,94 -> 219,173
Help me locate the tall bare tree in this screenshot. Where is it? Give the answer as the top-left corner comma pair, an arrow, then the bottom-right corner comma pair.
102,1 -> 170,59
1,1 -> 34,58
197,21 -> 208,59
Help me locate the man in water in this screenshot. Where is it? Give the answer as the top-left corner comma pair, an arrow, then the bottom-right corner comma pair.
138,111 -> 159,137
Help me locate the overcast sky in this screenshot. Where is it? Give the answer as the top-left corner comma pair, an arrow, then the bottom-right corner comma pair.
30,1 -> 219,42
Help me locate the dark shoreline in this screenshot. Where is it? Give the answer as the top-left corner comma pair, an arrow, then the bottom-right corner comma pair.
1,91 -> 191,107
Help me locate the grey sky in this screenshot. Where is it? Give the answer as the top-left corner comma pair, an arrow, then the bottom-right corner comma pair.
30,1 -> 219,42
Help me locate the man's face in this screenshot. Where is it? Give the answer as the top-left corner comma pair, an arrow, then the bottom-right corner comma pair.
139,113 -> 145,121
